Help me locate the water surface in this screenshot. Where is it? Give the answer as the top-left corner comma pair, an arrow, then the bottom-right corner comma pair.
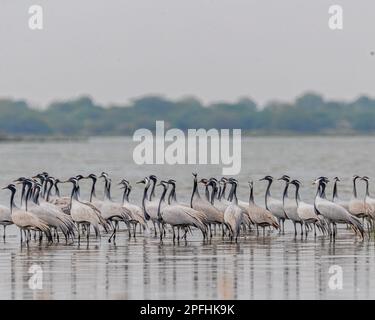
0,136 -> 374,299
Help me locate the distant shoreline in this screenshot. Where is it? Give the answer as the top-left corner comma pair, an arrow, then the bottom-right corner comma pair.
1,132 -> 375,143
0,135 -> 88,142
3,93 -> 375,137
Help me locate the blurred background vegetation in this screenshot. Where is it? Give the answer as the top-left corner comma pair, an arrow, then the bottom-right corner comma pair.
1,92 -> 375,138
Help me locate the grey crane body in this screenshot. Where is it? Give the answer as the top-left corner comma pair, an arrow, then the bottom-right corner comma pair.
65,178 -> 108,242
314,177 -> 364,239
247,181 -> 279,236
190,174 -> 223,238
223,179 -> 243,242
260,176 -> 288,233
158,181 -> 207,242
332,177 -> 350,211
279,176 -> 303,236
3,184 -> 52,244
138,176 -> 164,237
348,175 -> 368,219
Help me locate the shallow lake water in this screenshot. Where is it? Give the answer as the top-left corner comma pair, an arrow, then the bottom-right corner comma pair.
0,136 -> 375,300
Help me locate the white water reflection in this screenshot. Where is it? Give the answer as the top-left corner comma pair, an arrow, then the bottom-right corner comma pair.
0,228 -> 374,299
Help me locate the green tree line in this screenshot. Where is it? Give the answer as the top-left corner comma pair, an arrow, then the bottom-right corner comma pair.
1,92 -> 375,136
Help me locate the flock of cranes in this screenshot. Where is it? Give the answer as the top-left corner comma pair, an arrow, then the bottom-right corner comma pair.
0,172 -> 373,245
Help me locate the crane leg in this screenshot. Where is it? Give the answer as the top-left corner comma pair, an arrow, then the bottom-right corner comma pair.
108,221 -> 117,243
86,224 -> 90,242
77,224 -> 81,244
127,222 -> 131,238
151,222 -> 155,237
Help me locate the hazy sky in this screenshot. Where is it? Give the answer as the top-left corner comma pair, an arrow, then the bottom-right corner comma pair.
1,0 -> 374,107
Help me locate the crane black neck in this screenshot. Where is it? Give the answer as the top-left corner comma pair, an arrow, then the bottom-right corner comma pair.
168,184 -> 177,205
227,182 -> 236,201
24,182 -> 34,211
220,183 -> 227,200
104,179 -> 112,201
9,188 -> 16,213
353,177 -> 359,198
122,185 -> 128,204
210,185 -> 217,205
264,179 -> 273,210
70,183 -> 80,203
33,187 -> 41,205
89,177 -> 97,202
249,184 -> 254,205
231,183 -> 238,205
294,183 -> 301,205
46,180 -> 54,202
190,175 -> 199,208
42,179 -> 50,199
141,182 -> 151,221
149,178 -> 157,201
158,185 -> 168,220
204,184 -> 210,202
316,181 -> 327,199
332,180 -> 338,200
282,181 -> 289,199
217,185 -> 222,200
54,182 -> 60,197
363,179 -> 370,197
